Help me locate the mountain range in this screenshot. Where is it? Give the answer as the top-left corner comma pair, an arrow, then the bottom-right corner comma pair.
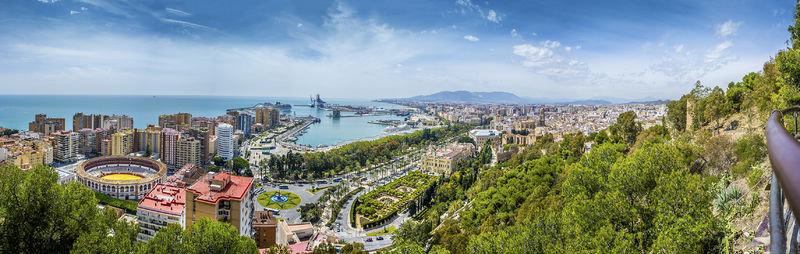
379,91 -> 665,105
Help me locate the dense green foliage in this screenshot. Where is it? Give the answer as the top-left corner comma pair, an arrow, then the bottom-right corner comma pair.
0,165 -> 111,253
142,217 -> 258,254
300,203 -> 322,223
269,124 -> 471,179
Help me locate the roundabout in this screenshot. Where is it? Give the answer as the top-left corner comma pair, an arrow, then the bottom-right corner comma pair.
258,190 -> 302,210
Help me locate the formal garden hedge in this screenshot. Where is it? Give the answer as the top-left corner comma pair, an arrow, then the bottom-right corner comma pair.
353,171 -> 436,229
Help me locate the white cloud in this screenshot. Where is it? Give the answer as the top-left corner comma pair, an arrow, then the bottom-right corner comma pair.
69,10 -> 80,15
564,46 -> 572,51
510,29 -> 519,38
165,7 -> 191,17
716,20 -> 742,38
161,18 -> 211,30
575,45 -> 581,50
80,7 -> 87,11
78,0 -> 132,18
37,0 -> 60,3
543,40 -> 561,48
487,10 -> 501,23
463,35 -> 479,41
674,44 -> 684,53
513,44 -> 555,67
531,32 -> 538,36
455,0 -> 502,23
297,23 -> 303,28
705,41 -> 733,61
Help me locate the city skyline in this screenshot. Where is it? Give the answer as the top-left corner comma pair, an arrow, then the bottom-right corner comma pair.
0,0 -> 795,100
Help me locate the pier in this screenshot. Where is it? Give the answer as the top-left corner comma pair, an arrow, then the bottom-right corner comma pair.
276,116 -> 324,152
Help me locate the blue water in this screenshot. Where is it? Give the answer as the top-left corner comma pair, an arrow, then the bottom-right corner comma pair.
0,95 -> 405,147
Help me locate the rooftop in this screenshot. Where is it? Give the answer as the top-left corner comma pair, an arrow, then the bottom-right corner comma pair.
469,129 -> 501,137
138,184 -> 186,217
253,211 -> 277,227
187,172 -> 253,204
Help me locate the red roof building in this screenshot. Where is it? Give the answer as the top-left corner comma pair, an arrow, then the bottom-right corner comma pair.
136,184 -> 186,242
185,172 -> 255,236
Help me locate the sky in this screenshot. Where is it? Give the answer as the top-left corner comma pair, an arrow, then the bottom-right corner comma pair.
0,0 -> 796,101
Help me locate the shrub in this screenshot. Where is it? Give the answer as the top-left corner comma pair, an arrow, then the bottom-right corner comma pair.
704,135 -> 737,174
748,164 -> 764,189
735,133 -> 766,164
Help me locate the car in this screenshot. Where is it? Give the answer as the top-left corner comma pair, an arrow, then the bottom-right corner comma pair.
376,236 -> 384,241
366,238 -> 373,242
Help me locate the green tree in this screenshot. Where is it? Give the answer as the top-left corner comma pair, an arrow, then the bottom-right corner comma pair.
213,155 -> 226,166
666,95 -> 689,131
457,135 -> 475,145
0,165 -> 103,254
340,242 -> 367,254
143,217 -> 258,254
229,157 -> 250,173
559,132 -> 585,163
142,224 -> 190,254
789,0 -> 800,49
616,111 -> 641,145
726,81 -> 747,112
71,207 -> 141,253
705,86 -> 729,129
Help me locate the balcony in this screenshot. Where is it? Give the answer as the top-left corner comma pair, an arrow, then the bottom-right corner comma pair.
766,106 -> 800,253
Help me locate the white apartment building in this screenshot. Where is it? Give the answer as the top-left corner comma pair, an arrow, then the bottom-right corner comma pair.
216,123 -> 234,161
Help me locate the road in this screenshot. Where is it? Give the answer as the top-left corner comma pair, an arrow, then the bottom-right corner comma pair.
252,181 -> 336,224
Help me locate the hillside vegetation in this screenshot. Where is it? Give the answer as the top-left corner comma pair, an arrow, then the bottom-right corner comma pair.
382,3 -> 800,254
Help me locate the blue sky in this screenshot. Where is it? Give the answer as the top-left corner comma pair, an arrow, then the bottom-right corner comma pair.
0,0 -> 796,101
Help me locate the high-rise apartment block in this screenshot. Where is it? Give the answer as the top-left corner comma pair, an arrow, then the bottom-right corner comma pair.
73,113 -> 107,131
111,129 -> 135,155
29,114 -> 65,136
176,137 -> 202,169
185,127 -> 213,163
215,123 -> 233,161
160,128 -> 180,167
236,114 -> 254,137
255,108 -> 280,128
269,109 -> 279,128
103,115 -> 134,131
136,126 -> 162,155
158,113 -> 192,130
52,130 -> 80,162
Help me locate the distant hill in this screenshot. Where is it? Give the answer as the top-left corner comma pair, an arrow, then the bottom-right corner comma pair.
388,91 -> 532,105
556,99 -> 612,105
380,91 -> 665,105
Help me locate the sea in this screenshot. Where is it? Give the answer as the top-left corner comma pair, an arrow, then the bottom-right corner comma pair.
0,95 -> 407,147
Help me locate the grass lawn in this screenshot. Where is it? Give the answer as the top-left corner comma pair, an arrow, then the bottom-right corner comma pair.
258,191 -> 302,210
306,185 -> 332,194
366,225 -> 397,236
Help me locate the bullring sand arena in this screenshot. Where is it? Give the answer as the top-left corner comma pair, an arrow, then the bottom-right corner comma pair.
76,156 -> 167,200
